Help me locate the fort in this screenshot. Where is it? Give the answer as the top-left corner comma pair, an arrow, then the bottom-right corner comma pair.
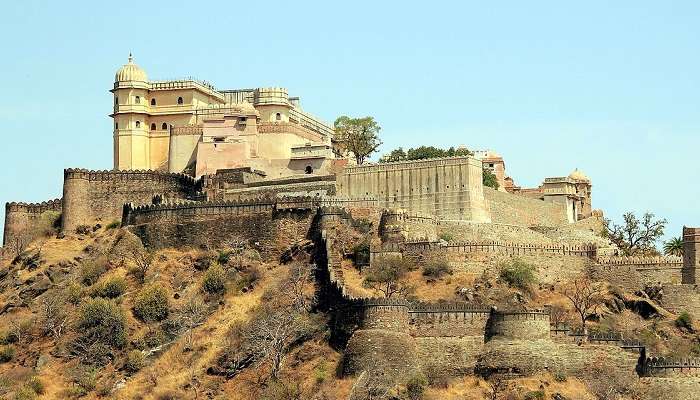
1,57 -> 698,398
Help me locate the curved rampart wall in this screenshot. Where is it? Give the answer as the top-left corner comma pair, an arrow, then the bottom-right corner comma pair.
408,306 -> 490,337
62,168 -> 200,232
488,311 -> 551,341
3,199 -> 62,256
642,357 -> 700,377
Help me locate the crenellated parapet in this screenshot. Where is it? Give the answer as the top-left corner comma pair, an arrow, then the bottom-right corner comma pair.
122,198 -> 276,226
400,240 -> 597,258
63,168 -> 199,186
596,255 -> 683,266
6,199 -> 62,214
488,310 -> 551,341
642,357 -> 700,377
3,198 -> 62,256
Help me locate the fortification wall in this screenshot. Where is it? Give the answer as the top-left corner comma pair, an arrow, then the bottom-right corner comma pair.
484,187 -> 568,227
408,305 -> 490,337
401,240 -> 596,258
661,284 -> 700,316
488,311 -> 551,341
379,209 -> 438,242
590,256 -> 685,289
222,177 -> 338,201
683,227 -> 699,284
337,157 -> 491,222
124,200 -> 314,261
415,336 -> 484,377
642,357 -> 700,377
3,199 -> 62,256
357,299 -> 410,332
62,169 -> 199,232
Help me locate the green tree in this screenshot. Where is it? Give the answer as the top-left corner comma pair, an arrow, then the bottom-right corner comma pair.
663,237 -> 684,257
363,257 -> 413,298
378,147 -> 407,163
379,145 -> 472,163
604,212 -> 667,255
483,168 -> 500,190
333,116 -> 382,164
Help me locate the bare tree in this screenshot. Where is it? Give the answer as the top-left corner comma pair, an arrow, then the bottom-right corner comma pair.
564,278 -> 605,338
362,256 -> 413,298
179,296 -> 208,351
110,231 -> 153,283
547,304 -> 570,329
486,375 -> 507,400
348,370 -> 392,400
40,295 -> 69,339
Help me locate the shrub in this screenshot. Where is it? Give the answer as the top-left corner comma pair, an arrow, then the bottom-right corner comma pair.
105,221 -> 120,230
499,258 -> 537,290
314,362 -> 328,384
0,330 -> 18,345
66,282 -> 84,305
125,350 -> 145,373
77,298 -> 127,348
553,371 -> 567,382
438,232 -> 453,242
202,264 -> 226,295
524,390 -> 545,400
75,225 -> 92,235
25,376 -> 44,395
352,240 -> 371,266
134,328 -> 167,350
217,250 -> 232,265
133,284 -> 170,322
14,386 -> 37,400
406,373 -> 427,400
235,265 -> 261,292
91,276 -> 127,299
422,257 -> 453,279
676,311 -> 693,331
353,218 -> 373,234
0,346 -> 14,363
80,259 -> 108,286
193,251 -> 217,271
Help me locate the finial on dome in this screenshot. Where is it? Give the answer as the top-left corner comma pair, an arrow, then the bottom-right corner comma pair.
128,53 -> 133,63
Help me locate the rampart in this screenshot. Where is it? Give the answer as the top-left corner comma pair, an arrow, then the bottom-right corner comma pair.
379,209 -> 438,243
62,169 -> 201,232
483,187 -> 568,227
642,357 -> 700,377
336,157 -> 491,222
683,227 -> 699,284
488,310 -> 551,340
221,175 -> 338,202
384,240 -> 597,259
3,199 -> 62,256
590,256 -> 685,289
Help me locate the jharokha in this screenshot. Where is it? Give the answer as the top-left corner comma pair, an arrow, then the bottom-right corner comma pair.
2,55 -> 699,398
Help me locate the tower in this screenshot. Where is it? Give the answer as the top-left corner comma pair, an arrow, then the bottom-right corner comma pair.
683,227 -> 700,284
111,54 -> 150,170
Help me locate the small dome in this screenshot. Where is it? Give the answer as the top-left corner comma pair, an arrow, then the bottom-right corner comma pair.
115,54 -> 148,82
568,168 -> 590,182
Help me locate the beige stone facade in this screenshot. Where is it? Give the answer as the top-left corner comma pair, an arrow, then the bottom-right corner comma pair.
111,55 -> 337,177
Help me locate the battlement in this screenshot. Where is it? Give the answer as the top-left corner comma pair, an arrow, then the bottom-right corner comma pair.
122,198 -> 276,226
642,357 -> 700,377
402,240 -> 597,258
6,199 -> 62,214
343,155 -> 481,173
488,310 -> 551,341
596,255 -> 683,266
64,168 -> 199,186
253,87 -> 289,106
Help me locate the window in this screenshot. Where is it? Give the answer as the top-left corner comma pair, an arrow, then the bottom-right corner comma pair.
305,166 -> 313,174
135,96 -> 140,104
151,98 -> 156,106
135,121 -> 141,128
150,123 -> 156,130
238,117 -> 247,123
275,112 -> 281,121
115,97 -> 118,105
177,97 -> 183,105
213,137 -> 225,143
162,123 -> 168,130
115,122 -> 118,129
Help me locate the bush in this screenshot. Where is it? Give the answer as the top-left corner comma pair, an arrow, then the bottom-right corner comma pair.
676,311 -> 693,331
524,390 -> 545,400
313,362 -> 328,384
235,265 -> 261,292
438,232 -> 453,242
499,258 -> 537,290
91,276 -> 127,299
554,372 -> 567,382
77,298 -> 127,348
105,221 -> 120,230
0,346 -> 14,363
193,251 -> 217,271
133,284 -> 170,322
0,330 -> 18,345
25,376 -> 44,395
217,250 -> 232,265
66,282 -> 84,305
406,373 -> 427,400
202,264 -> 226,295
125,350 -> 145,373
75,225 -> 92,235
80,259 -> 108,286
14,386 -> 37,400
422,257 -> 453,279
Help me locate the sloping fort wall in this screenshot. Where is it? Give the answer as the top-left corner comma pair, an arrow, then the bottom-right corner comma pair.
483,186 -> 569,227
336,157 -> 491,222
3,199 -> 62,256
61,168 -> 200,232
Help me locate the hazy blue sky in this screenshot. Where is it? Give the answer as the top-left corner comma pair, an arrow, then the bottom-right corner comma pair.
0,1 -> 697,244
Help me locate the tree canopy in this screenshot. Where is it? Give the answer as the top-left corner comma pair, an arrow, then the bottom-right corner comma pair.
333,116 -> 382,165
604,212 -> 667,255
483,168 -> 500,190
378,145 -> 472,163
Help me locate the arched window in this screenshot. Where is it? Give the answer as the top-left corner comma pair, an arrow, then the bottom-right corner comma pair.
305,165 -> 313,174
150,98 -> 156,106
150,123 -> 156,130
177,97 -> 183,105
135,121 -> 141,128
115,122 -> 119,129
115,97 -> 118,105
275,112 -> 281,121
162,123 -> 168,130
135,96 -> 140,104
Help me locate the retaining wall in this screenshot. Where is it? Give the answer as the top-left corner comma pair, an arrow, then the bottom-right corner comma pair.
484,187 -> 568,227
590,257 -> 685,289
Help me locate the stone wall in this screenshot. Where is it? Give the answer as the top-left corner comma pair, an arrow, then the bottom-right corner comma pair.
62,168 -> 200,232
337,157 -> 491,222
590,256 -> 685,289
221,175 -> 338,201
642,357 -> 700,377
661,284 -> 700,316
484,186 -> 568,227
3,199 -> 62,256
488,311 -> 551,341
683,227 -> 699,284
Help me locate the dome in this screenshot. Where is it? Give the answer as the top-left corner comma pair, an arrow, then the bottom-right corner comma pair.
568,168 -> 590,182
115,54 -> 148,82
